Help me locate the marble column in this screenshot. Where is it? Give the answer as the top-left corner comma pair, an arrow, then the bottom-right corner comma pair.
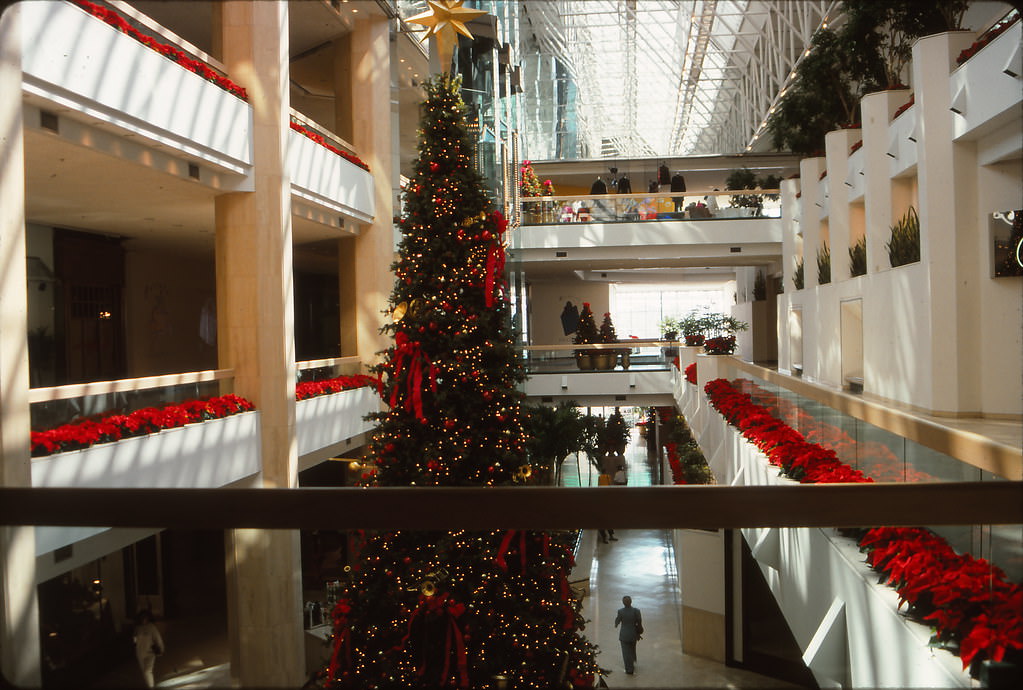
0,4 -> 42,686
214,1 -> 303,685
342,16 -> 395,365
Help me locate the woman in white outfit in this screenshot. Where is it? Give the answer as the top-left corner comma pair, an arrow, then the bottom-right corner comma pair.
134,610 -> 164,688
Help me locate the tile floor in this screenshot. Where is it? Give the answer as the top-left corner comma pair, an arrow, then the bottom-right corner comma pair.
565,427 -> 803,689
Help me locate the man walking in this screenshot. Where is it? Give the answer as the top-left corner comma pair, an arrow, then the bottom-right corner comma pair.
614,595 -> 643,675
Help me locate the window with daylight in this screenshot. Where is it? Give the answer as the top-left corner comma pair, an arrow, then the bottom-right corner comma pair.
611,284 -> 730,338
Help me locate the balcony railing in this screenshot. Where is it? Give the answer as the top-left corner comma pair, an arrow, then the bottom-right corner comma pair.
29,368 -> 234,431
519,189 -> 781,225
523,340 -> 675,375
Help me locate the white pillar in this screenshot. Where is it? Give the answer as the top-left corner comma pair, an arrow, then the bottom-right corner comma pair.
912,31 -> 980,414
0,4 -> 42,685
215,1 -> 304,685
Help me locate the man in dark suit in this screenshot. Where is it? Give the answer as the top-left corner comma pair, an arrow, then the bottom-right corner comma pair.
614,595 -> 643,674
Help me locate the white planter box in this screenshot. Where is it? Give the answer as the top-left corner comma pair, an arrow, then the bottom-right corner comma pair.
31,411 -> 261,489
887,107 -> 919,177
288,129 -> 375,223
950,22 -> 1023,141
681,383 -> 971,688
19,1 -> 252,174
295,387 -> 380,457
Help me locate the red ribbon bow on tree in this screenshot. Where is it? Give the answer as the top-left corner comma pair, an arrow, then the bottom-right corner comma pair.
389,332 -> 438,421
484,212 -> 509,308
404,592 -> 470,688
326,599 -> 353,681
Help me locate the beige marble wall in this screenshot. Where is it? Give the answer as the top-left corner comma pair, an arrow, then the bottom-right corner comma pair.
682,606 -> 726,663
0,4 -> 42,684
215,1 -> 303,685
346,17 -> 395,365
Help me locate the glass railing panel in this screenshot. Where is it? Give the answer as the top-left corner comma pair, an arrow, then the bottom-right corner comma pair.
522,342 -> 671,375
29,372 -> 233,432
296,356 -> 364,383
519,190 -> 781,225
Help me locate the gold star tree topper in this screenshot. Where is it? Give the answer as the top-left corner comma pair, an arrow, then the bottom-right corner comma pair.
408,0 -> 488,71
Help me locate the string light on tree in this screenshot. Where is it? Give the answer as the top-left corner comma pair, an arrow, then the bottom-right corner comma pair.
323,71 -> 604,689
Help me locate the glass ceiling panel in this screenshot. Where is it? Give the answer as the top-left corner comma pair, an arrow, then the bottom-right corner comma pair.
398,0 -> 836,160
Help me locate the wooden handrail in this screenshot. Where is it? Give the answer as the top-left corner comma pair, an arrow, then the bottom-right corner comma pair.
722,358 -> 1023,481
520,189 -> 781,203
525,341 -> 677,352
28,369 -> 234,404
290,109 -> 359,156
1,483 -> 1019,530
106,1 -> 226,73
296,356 -> 361,371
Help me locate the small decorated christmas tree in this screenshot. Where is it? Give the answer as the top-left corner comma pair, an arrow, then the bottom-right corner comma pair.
519,159 -> 543,197
573,303 -> 599,346
598,313 -> 618,344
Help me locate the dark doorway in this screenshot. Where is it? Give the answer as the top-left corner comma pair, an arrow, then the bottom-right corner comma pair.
54,229 -> 126,383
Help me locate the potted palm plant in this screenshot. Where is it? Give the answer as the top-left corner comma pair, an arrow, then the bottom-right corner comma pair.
702,313 -> 749,355
679,311 -> 707,346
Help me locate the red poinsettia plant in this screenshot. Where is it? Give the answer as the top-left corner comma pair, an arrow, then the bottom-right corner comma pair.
664,441 -> 686,484
31,394 -> 254,457
892,94 -> 915,121
295,374 -> 381,401
684,363 -> 697,385
859,526 -> 1023,671
290,121 -> 370,172
73,1 -> 248,100
956,12 -> 1020,66
704,376 -> 1023,672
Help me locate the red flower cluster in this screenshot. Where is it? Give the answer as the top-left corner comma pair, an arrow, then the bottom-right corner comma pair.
705,377 -> 1021,670
664,441 -> 686,484
671,355 -> 681,370
892,94 -> 915,121
732,379 -> 938,483
704,378 -> 871,484
703,336 -> 736,356
31,394 -> 254,457
684,363 -> 697,385
295,374 -> 380,401
860,527 -> 1022,670
289,122 -> 370,172
73,1 -> 247,100
957,13 -> 1020,66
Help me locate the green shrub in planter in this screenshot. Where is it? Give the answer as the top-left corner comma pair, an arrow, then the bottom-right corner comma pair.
849,235 -> 867,277
817,242 -> 831,284
793,256 -> 805,290
887,206 -> 920,267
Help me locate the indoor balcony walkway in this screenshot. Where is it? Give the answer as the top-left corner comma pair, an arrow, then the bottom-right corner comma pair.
510,190 -> 783,281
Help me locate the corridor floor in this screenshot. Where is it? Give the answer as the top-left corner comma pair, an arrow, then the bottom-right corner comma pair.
92,426 -> 802,689
564,425 -> 804,689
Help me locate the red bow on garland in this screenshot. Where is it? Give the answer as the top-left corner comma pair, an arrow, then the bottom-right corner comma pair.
389,332 -> 438,422
494,530 -> 551,573
326,599 -> 353,681
484,211 -> 509,308
403,592 -> 470,688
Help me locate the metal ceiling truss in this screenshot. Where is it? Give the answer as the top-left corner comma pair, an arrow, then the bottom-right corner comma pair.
398,0 -> 838,159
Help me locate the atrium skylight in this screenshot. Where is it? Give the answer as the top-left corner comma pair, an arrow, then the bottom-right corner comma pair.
399,1 -> 837,159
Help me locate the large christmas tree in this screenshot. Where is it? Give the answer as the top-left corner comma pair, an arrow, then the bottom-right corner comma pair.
324,74 -> 603,689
